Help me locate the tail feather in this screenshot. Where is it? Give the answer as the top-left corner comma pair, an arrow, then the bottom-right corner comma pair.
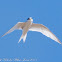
23,34 -> 27,43
18,34 -> 27,43
18,35 -> 23,43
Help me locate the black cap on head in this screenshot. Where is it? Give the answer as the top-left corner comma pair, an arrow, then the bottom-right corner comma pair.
27,18 -> 30,20
27,17 -> 32,20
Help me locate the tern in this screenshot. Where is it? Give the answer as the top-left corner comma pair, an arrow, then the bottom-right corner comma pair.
1,17 -> 61,44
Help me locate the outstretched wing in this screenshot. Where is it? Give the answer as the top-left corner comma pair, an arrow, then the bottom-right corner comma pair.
29,23 -> 61,44
1,22 -> 25,37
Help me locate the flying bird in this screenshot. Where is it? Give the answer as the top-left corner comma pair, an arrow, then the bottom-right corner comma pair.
1,17 -> 61,44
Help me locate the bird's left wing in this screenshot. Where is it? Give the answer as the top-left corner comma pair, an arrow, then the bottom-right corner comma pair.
29,23 -> 61,44
1,22 -> 25,37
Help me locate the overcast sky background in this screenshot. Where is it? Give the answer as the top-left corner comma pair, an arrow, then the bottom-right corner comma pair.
0,0 -> 62,62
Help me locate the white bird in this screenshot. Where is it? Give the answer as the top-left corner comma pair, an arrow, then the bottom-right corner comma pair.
1,17 -> 61,44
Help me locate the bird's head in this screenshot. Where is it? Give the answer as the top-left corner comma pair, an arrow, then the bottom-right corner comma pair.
27,17 -> 33,22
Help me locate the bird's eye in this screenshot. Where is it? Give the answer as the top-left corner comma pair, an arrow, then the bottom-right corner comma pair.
27,18 -> 29,20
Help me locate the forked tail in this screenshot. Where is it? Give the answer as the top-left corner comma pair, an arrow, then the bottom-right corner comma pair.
18,34 -> 27,43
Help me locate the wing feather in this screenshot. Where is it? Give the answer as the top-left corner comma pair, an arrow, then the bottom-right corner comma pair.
1,22 -> 25,37
29,23 -> 61,44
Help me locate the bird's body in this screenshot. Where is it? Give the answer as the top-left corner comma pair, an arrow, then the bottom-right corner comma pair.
23,20 -> 33,35
18,18 -> 33,43
1,17 -> 61,44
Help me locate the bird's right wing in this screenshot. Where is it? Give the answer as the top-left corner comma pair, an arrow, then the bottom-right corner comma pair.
1,22 -> 25,37
29,23 -> 61,44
